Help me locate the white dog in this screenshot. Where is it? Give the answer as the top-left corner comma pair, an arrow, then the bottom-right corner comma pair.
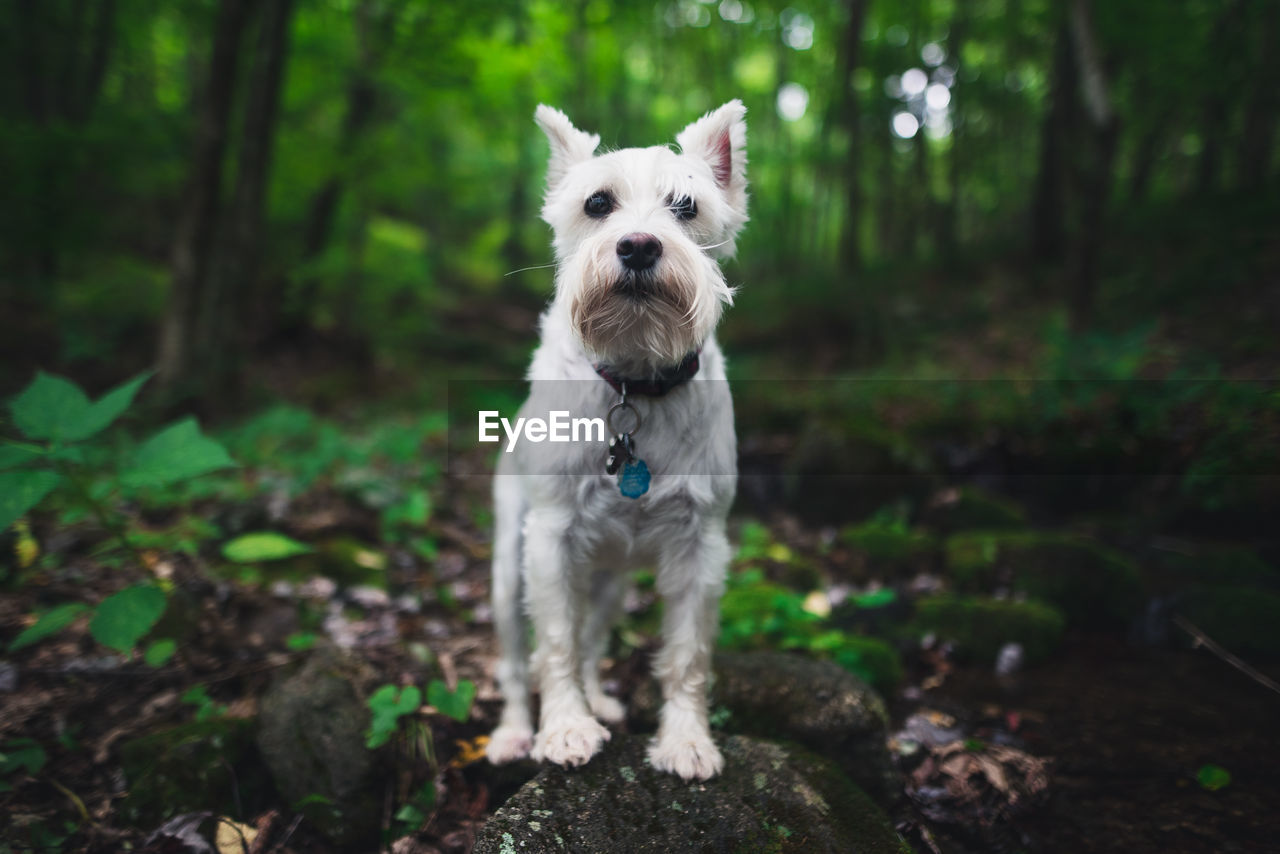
486,101 -> 747,781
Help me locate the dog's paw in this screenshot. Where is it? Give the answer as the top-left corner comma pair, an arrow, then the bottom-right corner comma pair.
486,725 -> 534,765
587,692 -> 627,725
531,715 -> 611,767
648,731 -> 724,781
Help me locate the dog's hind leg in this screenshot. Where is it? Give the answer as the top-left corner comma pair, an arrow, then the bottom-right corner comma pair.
579,569 -> 627,724
487,475 -> 534,764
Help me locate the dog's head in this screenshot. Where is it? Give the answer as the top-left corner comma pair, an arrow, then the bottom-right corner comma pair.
535,101 -> 748,368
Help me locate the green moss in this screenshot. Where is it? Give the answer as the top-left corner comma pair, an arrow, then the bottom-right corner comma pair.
913,594 -> 1066,664
830,635 -> 904,691
924,486 -> 1028,532
840,518 -> 936,568
944,530 -> 1141,626
1155,545 -> 1279,589
1180,586 -> 1280,657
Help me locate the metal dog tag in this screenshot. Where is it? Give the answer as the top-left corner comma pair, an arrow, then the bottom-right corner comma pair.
618,458 -> 650,499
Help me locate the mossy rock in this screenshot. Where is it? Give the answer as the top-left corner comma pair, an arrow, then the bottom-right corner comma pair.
256,648 -> 384,846
944,530 -> 1141,626
783,420 -> 937,525
1152,544 -> 1279,590
921,486 -> 1029,533
120,718 -> 269,826
839,518 -> 936,574
913,594 -> 1066,665
474,734 -> 912,854
1179,586 -> 1280,657
632,651 -> 897,800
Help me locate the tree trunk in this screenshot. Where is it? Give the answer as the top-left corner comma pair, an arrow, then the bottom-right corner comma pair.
1236,2 -> 1279,185
1194,0 -> 1242,196
827,0 -> 869,271
1030,21 -> 1076,263
1066,0 -> 1119,329
157,0 -> 250,389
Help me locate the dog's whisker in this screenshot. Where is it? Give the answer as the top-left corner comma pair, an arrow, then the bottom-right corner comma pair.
504,262 -> 559,277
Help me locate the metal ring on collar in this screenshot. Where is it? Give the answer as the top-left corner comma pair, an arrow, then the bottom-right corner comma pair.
607,400 -> 642,436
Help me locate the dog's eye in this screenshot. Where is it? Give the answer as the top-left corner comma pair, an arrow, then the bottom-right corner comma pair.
584,192 -> 614,218
670,195 -> 697,221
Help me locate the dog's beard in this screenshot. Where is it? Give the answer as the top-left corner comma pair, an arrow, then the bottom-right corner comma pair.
564,237 -> 732,368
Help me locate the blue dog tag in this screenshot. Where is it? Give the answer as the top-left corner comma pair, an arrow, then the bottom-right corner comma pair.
618,458 -> 650,498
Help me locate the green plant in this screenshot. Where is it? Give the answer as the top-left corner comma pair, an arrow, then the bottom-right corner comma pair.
427,679 -> 476,723
180,685 -> 229,722
365,684 -> 422,749
2,370 -> 234,657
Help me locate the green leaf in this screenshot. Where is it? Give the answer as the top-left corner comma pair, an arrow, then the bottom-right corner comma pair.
89,585 -> 167,653
427,679 -> 476,723
850,588 -> 898,609
0,738 -> 47,776
0,444 -> 43,470
394,804 -> 426,826
8,371 -> 150,443
8,603 -> 90,652
1197,764 -> 1232,791
365,684 -> 422,749
285,631 -> 319,651
121,418 -> 236,489
0,470 -> 61,532
143,638 -> 177,667
221,531 -> 312,563
10,372 -> 92,441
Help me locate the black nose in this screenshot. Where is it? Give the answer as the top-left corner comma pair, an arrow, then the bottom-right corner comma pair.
617,233 -> 662,271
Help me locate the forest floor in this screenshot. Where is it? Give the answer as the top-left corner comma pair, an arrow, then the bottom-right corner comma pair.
3,449 -> 1279,853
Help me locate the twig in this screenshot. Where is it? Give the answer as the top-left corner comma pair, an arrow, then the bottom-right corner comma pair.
1172,614 -> 1280,697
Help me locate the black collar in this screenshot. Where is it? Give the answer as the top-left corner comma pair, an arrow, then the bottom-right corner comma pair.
593,350 -> 701,397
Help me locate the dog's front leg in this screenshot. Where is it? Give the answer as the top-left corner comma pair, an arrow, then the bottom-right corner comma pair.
524,510 -> 611,767
649,526 -> 730,780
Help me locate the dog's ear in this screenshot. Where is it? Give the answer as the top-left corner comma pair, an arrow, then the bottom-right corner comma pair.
535,105 -> 600,190
676,99 -> 747,201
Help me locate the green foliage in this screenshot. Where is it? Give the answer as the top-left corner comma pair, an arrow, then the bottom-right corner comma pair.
426,679 -> 476,723
88,585 -> 167,654
365,684 -> 422,749
8,603 -> 89,652
719,568 -> 901,689
180,685 -> 229,723
9,371 -> 150,444
143,639 -> 177,667
840,506 -> 936,569
1196,764 -> 1232,791
1179,587 -> 1280,658
221,531 -> 314,563
0,738 -> 47,780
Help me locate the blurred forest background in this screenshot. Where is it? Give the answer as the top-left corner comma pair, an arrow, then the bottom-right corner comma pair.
2,0 -> 1280,852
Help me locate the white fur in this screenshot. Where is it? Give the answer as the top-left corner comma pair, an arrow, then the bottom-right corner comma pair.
487,102 -> 748,780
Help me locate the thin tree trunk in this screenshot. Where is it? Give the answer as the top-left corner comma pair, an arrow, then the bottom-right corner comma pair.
1031,21 -> 1075,263
157,0 -> 250,389
826,0 -> 869,270
1067,0 -> 1119,329
1236,2 -> 1279,185
205,0 -> 295,393
1194,0 -> 1242,196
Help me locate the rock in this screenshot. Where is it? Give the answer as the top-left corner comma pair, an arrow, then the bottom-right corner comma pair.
912,594 -> 1065,665
120,719 -> 268,827
1151,543 -> 1279,590
632,651 -> 897,800
1178,586 -> 1280,657
782,420 -> 936,525
474,734 -> 911,854
945,531 -> 1141,626
256,648 -> 383,846
921,486 -> 1028,534
839,516 -> 937,578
